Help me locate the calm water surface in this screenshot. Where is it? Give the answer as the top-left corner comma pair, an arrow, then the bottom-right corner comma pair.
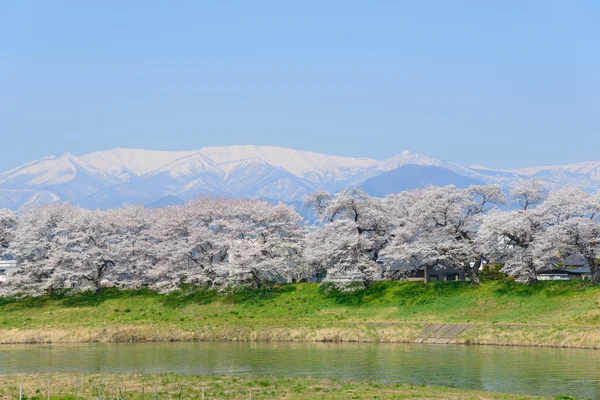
1,342 -> 599,398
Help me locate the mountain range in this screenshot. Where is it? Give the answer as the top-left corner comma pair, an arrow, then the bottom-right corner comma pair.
1,145 -> 599,210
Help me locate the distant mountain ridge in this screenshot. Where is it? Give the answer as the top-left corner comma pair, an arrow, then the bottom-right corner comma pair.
0,145 -> 599,210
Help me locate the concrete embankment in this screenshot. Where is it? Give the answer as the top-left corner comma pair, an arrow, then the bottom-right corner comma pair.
413,323 -> 472,344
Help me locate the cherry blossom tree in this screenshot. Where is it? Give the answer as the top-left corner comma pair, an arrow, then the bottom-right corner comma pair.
57,207 -> 127,293
382,185 -> 505,284
477,208 -> 546,284
558,218 -> 600,283
476,179 -> 550,284
0,209 -> 17,257
510,178 -> 548,210
148,197 -> 305,291
461,185 -> 507,284
225,199 -> 305,288
109,205 -> 159,288
149,198 -> 230,291
304,219 -> 381,286
381,186 -> 460,283
6,203 -> 74,296
534,188 -> 600,282
304,189 -> 391,286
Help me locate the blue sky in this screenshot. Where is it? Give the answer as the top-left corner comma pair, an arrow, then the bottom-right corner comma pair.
1,1 -> 598,172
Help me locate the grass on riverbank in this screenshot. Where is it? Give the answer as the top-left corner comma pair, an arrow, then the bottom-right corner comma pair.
0,373 -> 553,399
1,281 -> 600,346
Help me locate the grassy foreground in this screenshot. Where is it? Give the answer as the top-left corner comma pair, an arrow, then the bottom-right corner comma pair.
1,281 -> 600,347
0,373 -> 550,399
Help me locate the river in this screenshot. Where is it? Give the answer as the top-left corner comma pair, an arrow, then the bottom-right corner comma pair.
1,342 -> 599,398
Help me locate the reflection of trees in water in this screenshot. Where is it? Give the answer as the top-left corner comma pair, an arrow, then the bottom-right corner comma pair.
2,342 -> 600,398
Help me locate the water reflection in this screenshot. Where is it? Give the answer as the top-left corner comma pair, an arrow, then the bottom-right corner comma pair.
0,342 -> 599,398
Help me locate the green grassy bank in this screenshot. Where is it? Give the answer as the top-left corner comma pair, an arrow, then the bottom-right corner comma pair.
0,373 -> 552,399
1,281 -> 600,347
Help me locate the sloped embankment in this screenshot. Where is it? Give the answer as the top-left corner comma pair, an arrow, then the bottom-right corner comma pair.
2,281 -> 600,348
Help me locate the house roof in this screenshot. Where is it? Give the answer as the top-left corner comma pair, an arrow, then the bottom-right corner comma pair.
538,267 -> 590,275
563,255 -> 587,266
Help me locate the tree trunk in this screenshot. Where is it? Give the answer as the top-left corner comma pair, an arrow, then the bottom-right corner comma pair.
423,265 -> 429,283
470,260 -> 481,286
526,267 -> 537,285
587,257 -> 600,285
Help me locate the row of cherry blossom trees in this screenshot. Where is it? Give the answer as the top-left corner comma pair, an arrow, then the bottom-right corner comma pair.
0,198 -> 303,296
306,180 -> 600,286
0,180 -> 599,296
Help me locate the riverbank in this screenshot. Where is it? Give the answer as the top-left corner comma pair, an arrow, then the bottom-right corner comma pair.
2,281 -> 600,348
0,373 -> 549,399
3,322 -> 600,349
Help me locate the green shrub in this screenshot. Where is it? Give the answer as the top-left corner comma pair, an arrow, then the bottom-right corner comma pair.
480,264 -> 508,282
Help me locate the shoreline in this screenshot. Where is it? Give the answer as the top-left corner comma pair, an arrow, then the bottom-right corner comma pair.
2,321 -> 600,349
0,372 -> 545,399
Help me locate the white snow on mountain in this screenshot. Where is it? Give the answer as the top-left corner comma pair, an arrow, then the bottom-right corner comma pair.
1,145 -> 599,210
509,161 -> 600,180
372,150 -> 444,171
196,145 -> 378,180
0,189 -> 60,210
78,148 -> 195,181
505,161 -> 600,191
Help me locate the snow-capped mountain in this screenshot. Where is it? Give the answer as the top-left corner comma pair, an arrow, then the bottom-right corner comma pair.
0,145 -> 599,210
506,161 -> 600,191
